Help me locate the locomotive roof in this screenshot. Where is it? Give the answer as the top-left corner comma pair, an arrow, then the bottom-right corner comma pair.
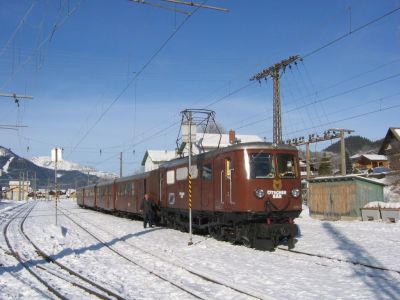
160,142 -> 298,169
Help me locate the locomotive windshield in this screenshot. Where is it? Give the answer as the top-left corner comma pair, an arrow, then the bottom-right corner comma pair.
277,153 -> 297,178
248,152 -> 275,179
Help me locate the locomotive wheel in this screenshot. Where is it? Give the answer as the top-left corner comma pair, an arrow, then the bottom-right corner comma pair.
208,226 -> 222,240
241,236 -> 253,248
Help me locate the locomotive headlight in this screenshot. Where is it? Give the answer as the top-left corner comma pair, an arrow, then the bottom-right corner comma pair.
291,188 -> 301,198
255,188 -> 265,199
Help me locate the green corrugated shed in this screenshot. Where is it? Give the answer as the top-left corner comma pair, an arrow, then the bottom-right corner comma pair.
308,176 -> 385,220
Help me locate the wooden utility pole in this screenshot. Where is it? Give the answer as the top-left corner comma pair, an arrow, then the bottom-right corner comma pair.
250,55 -> 302,144
286,128 -> 354,177
328,128 -> 354,175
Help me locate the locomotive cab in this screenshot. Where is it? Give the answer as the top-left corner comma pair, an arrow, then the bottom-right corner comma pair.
210,143 -> 302,250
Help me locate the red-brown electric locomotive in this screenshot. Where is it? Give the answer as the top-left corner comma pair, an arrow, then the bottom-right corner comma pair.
77,142 -> 302,250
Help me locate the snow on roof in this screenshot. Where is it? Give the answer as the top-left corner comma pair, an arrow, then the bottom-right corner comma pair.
143,150 -> 176,164
196,133 -> 262,148
364,201 -> 400,209
310,175 -> 386,186
394,128 -> 400,138
361,154 -> 388,161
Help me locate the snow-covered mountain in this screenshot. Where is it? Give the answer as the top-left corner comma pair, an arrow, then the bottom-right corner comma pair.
30,156 -> 116,179
0,146 -> 115,189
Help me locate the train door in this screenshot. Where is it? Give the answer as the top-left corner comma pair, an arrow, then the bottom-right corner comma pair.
200,161 -> 213,210
215,154 -> 235,211
159,169 -> 167,208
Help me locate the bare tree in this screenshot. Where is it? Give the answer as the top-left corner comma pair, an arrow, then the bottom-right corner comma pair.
198,121 -> 226,134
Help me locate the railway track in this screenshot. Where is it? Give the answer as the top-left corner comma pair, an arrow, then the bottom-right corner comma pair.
276,246 -> 400,275
59,206 -> 268,300
3,201 -> 126,300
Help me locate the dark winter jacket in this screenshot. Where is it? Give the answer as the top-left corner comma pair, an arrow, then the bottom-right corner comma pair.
140,198 -> 155,217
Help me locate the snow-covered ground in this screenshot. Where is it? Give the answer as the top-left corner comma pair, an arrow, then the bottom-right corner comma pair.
1,199 -> 399,299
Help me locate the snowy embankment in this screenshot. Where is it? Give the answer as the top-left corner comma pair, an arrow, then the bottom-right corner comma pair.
1,199 -> 399,300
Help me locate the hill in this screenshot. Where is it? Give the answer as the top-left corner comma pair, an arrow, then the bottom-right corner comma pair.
323,135 -> 383,155
0,146 -> 113,190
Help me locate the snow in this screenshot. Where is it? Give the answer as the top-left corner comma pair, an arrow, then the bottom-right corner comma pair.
31,156 -> 117,178
1,156 -> 14,173
361,154 -> 388,161
364,201 -> 400,209
1,199 -> 400,299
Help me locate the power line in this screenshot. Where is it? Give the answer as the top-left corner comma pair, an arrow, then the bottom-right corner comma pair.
0,0 -> 83,90
302,6 -> 400,59
67,5 -> 204,159
236,72 -> 400,131
0,1 -> 37,58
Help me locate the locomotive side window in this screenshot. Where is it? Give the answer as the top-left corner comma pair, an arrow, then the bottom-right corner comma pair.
167,170 -> 175,185
249,153 -> 274,179
190,165 -> 198,179
176,167 -> 188,181
202,164 -> 212,180
277,153 -> 297,178
225,158 -> 232,179
168,193 -> 175,205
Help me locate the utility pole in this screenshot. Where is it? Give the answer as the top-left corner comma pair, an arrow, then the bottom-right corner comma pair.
120,152 -> 123,178
179,109 -> 217,246
188,111 -> 193,246
34,172 -> 37,201
18,172 -> 21,201
329,128 -> 354,175
286,128 -> 354,177
55,148 -> 58,225
250,55 -> 302,144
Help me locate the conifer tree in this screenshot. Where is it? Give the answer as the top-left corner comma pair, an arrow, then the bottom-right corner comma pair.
318,152 -> 332,176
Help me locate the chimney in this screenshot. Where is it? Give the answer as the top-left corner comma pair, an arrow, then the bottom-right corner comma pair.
229,129 -> 236,144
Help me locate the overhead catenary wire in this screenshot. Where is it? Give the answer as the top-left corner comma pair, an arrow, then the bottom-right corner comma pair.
0,0 -> 83,90
281,90 -> 400,138
0,0 -> 37,58
67,2 -> 206,159
302,6 -> 400,59
236,72 -> 400,131
6,3 -> 399,171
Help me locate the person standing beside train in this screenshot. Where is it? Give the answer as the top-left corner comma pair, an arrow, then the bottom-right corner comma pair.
140,193 -> 156,228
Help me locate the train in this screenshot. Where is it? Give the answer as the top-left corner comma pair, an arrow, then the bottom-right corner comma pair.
76,141 -> 302,250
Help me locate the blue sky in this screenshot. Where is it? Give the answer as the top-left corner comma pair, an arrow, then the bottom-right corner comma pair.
1,0 -> 399,174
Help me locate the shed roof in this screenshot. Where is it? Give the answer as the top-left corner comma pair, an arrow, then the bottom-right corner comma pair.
309,175 -> 386,186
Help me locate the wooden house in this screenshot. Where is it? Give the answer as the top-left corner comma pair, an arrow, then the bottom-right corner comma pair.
352,154 -> 389,171
379,127 -> 400,170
